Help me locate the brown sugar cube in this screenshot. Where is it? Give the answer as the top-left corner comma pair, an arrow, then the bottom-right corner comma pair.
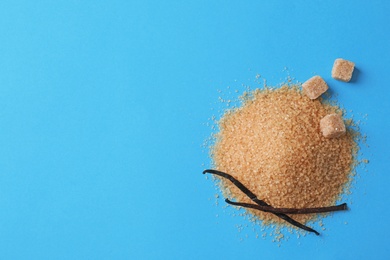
332,58 -> 355,82
302,76 -> 329,100
320,113 -> 346,138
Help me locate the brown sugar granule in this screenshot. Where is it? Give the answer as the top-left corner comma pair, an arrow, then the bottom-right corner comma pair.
302,76 -> 329,100
320,113 -> 346,138
332,58 -> 355,82
211,86 -> 356,226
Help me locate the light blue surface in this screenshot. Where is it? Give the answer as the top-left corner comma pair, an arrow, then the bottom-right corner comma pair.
0,1 -> 388,259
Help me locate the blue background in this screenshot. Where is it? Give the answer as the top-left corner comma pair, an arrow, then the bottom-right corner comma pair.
0,0 -> 388,259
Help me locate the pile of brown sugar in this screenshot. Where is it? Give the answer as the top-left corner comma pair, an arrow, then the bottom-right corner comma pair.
211,85 -> 358,226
